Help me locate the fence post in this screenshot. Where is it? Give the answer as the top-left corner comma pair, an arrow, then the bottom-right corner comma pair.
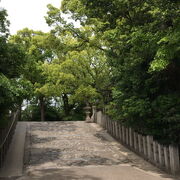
153,141 -> 159,164
122,126 -> 125,143
164,146 -> 170,171
134,132 -> 138,151
169,145 -> 180,175
102,112 -> 105,127
115,121 -> 119,139
111,120 -> 113,136
108,117 -> 111,133
106,117 -> 109,132
112,121 -> 115,137
129,128 -> 134,148
112,120 -> 114,136
143,136 -> 147,157
118,123 -> 122,141
94,111 -> 180,175
147,136 -> 153,161
105,115 -> 107,129
158,144 -> 165,167
110,119 -> 112,133
126,128 -> 129,145
138,134 -> 143,153
114,121 -> 116,137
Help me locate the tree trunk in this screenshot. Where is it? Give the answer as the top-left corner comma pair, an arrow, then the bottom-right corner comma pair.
62,94 -> 70,116
39,96 -> 45,121
18,102 -> 22,121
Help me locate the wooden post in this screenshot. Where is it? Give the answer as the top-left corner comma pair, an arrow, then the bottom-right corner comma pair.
143,136 -> 147,157
126,128 -> 129,145
158,144 -> 165,167
110,119 -> 112,134
134,132 -> 138,151
115,122 -> 119,139
101,113 -> 104,127
138,134 -> 143,153
105,116 -> 108,129
153,141 -> 159,163
108,118 -> 111,133
118,123 -> 122,141
112,121 -> 115,137
106,117 -> 109,132
122,126 -> 125,143
111,120 -> 113,136
169,145 -> 180,175
104,114 -> 107,128
114,121 -> 116,137
164,146 -> 170,171
147,136 -> 153,161
129,128 -> 134,148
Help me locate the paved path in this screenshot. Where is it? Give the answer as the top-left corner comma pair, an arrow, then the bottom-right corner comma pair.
1,121 -> 179,180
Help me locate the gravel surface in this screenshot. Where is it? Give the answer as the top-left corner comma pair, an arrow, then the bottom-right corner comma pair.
1,121 -> 177,180
24,121 -> 162,173
25,122 -> 129,168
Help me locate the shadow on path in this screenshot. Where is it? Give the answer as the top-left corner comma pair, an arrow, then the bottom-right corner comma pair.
24,168 -> 102,180
92,127 -> 178,180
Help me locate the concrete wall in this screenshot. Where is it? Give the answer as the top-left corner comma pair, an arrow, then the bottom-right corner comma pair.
0,111 -> 19,168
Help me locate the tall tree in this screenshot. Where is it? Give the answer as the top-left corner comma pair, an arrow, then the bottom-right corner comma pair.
38,35 -> 111,115
46,0 -> 180,143
10,28 -> 53,121
0,8 -> 27,125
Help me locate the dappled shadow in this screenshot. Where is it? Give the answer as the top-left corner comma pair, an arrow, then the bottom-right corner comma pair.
24,131 -> 61,167
23,121 -> 179,180
28,148 -> 62,166
30,121 -> 78,132
25,168 -> 102,180
63,155 -> 130,166
94,132 -> 111,142
103,133 -> 179,180
30,135 -> 57,144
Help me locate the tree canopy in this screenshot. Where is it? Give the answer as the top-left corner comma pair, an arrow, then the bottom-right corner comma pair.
0,1 -> 180,144
51,0 -> 180,144
0,8 -> 27,125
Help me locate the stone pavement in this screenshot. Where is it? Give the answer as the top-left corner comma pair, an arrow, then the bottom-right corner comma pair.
1,121 -> 179,180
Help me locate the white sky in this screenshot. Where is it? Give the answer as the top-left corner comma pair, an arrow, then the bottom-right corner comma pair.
0,0 -> 62,34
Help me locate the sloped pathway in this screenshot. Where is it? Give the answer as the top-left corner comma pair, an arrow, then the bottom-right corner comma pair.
1,121 -> 178,180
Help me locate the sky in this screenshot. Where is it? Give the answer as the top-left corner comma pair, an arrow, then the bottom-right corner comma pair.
0,0 -> 62,34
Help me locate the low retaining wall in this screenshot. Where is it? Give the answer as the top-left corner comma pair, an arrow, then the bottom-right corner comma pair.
0,111 -> 19,168
96,111 -> 180,175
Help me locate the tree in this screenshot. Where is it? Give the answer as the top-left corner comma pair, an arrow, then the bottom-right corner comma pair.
38,41 -> 111,115
0,8 -> 27,125
48,0 -> 180,144
10,28 -> 53,121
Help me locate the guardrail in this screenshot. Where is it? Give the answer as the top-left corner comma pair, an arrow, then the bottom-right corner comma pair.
0,111 -> 19,168
95,111 -> 180,175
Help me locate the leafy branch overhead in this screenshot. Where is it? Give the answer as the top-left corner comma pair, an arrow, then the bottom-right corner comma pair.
0,0 -> 180,144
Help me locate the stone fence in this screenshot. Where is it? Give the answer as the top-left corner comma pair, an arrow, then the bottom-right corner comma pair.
95,111 -> 180,175
0,111 -> 19,168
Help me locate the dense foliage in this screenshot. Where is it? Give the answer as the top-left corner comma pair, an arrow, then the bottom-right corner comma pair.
1,1 -> 180,145
58,0 -> 180,144
0,8 -> 26,127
